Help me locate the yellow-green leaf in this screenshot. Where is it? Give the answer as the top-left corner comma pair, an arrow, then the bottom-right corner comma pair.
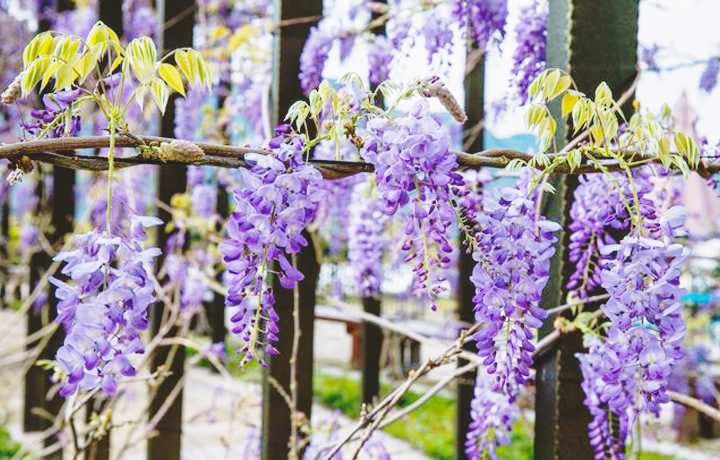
542,69 -> 561,100
174,50 -> 194,84
550,75 -> 573,101
158,63 -> 185,96
150,79 -> 170,114
561,92 -> 579,118
21,57 -> 49,96
40,59 -> 63,91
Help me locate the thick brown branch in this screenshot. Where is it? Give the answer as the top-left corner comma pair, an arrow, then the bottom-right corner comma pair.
2,135 -> 718,179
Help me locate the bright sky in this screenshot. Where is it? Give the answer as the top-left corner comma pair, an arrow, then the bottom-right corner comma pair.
489,0 -> 720,141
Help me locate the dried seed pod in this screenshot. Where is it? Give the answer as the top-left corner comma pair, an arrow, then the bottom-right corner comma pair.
416,77 -> 468,123
155,140 -> 205,162
1,75 -> 22,105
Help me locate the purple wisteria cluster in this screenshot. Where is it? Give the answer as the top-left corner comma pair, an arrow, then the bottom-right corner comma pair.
451,0 -> 508,50
511,0 -> 547,103
312,140 -> 362,258
470,186 -> 559,396
23,89 -> 81,138
368,35 -> 392,87
51,215 -> 162,397
123,0 -> 157,40
299,24 -> 333,95
465,368 -> 519,460
348,192 -> 389,297
422,15 -> 455,66
700,57 -> 720,93
360,101 -> 462,310
578,227 -> 687,458
464,181 -> 559,458
567,169 -> 660,298
220,127 -> 323,365
567,173 -> 632,298
577,337 -> 627,460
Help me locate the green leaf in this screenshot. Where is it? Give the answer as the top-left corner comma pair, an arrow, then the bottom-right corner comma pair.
150,79 -> 170,114
550,75 -> 573,101
309,90 -> 323,119
158,63 -> 185,96
127,37 -> 157,84
567,149 -> 582,171
542,69 -> 561,100
23,32 -> 53,68
594,82 -> 613,106
561,92 -> 579,118
672,155 -> 690,177
174,50 -> 194,84
21,57 -> 48,96
40,59 -> 62,91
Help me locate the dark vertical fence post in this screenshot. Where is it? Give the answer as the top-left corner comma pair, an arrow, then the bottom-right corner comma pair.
533,2 -> 638,459
24,4 -> 74,459
456,52 -> 485,460
261,1 -> 322,458
361,0 -> 387,408
147,2 -> 194,460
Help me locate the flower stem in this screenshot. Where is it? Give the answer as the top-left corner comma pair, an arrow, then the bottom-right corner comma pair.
106,119 -> 116,234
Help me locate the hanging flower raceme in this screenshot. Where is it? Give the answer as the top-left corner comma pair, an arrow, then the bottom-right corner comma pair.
577,207 -> 688,458
470,184 -> 560,397
464,179 -> 559,458
368,35 -> 392,87
360,100 -> 463,310
577,338 -> 628,460
299,24 -> 333,95
511,0 -> 547,103
221,127 -> 323,365
51,215 -> 162,397
451,0 -> 508,50
348,191 -> 389,297
465,368 -> 519,460
567,173 -> 632,298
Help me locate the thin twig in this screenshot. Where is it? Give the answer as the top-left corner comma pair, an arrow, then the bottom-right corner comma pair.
668,390 -> 720,423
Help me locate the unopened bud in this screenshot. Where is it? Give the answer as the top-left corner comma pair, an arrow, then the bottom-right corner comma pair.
155,140 -> 205,162
416,77 -> 467,123
1,75 -> 22,105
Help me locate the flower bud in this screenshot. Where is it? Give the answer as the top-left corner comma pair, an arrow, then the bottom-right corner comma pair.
156,140 -> 205,162
416,77 -> 467,123
1,75 -> 22,105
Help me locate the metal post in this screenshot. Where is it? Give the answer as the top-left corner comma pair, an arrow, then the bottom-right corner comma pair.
533,2 -> 638,459
456,51 -> 485,460
261,1 -> 322,458
147,2 -> 194,459
361,0 -> 387,408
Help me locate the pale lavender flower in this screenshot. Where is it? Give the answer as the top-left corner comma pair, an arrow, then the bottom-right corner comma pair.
511,0 -> 547,103
51,215 -> 162,397
700,57 -> 720,93
299,25 -> 333,94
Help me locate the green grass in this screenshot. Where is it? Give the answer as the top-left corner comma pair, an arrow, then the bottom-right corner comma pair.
314,373 -> 458,459
312,373 -> 678,460
0,426 -> 20,459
